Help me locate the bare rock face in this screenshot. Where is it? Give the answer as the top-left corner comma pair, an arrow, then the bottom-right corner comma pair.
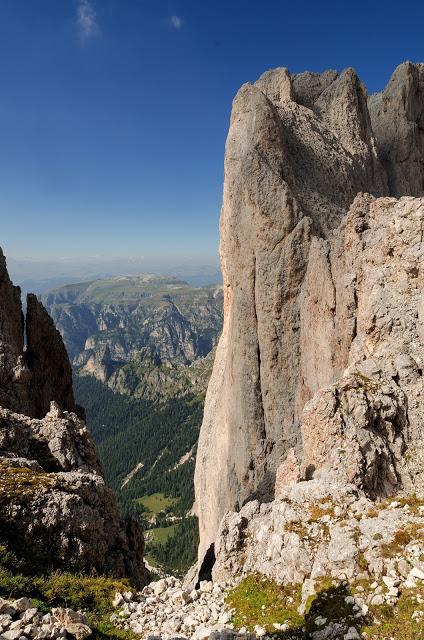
195,63 -> 424,568
369,62 -> 424,197
298,194 -> 424,495
26,293 -> 77,419
0,249 -> 77,419
0,251 -> 148,585
0,249 -> 30,414
299,376 -> 407,497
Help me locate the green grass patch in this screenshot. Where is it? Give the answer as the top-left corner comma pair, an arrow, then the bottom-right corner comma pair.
41,573 -> 131,612
0,463 -> 54,503
135,492 -> 178,515
0,560 -> 137,640
227,574 -> 424,639
147,525 -> 177,544
226,575 -> 371,637
225,574 -> 303,632
364,588 -> 424,639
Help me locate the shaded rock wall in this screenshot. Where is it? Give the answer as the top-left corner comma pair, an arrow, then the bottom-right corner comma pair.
0,249 -> 76,419
26,293 -> 77,419
369,62 -> 424,197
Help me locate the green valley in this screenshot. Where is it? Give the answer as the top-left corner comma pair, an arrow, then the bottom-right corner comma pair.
43,274 -> 222,575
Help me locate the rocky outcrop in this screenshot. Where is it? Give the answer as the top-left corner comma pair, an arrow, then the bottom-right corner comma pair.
212,473 -> 424,611
195,63 -> 424,567
0,250 -> 148,585
26,294 -> 77,419
0,249 -> 76,419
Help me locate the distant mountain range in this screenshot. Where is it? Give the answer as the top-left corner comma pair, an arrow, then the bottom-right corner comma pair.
43,274 -> 223,402
8,256 -> 222,294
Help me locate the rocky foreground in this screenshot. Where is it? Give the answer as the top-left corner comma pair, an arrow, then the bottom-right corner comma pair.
104,486 -> 424,640
111,578 -> 233,638
0,598 -> 91,640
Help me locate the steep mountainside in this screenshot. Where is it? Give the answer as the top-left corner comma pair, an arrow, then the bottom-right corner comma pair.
0,248 -> 148,586
195,61 -> 424,569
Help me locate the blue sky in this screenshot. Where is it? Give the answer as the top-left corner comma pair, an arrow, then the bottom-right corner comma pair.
0,0 -> 423,263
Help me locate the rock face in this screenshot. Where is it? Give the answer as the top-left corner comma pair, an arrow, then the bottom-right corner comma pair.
0,250 -> 148,585
26,294 -> 77,419
0,248 -> 76,419
369,62 -> 424,197
297,194 -> 424,497
195,62 -> 424,567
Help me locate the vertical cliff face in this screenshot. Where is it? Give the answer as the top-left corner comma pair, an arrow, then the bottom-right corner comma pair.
0,249 -> 30,414
0,248 -> 77,419
195,62 -> 424,567
297,193 -> 424,496
26,293 -> 77,418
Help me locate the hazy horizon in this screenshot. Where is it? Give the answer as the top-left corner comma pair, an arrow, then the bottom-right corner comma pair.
6,252 -> 222,293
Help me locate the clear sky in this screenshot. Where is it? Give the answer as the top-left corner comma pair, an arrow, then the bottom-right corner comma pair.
0,0 -> 423,262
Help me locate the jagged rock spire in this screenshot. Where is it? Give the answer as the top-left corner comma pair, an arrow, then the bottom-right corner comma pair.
26,293 -> 76,418
0,248 -> 76,417
369,61 -> 424,196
